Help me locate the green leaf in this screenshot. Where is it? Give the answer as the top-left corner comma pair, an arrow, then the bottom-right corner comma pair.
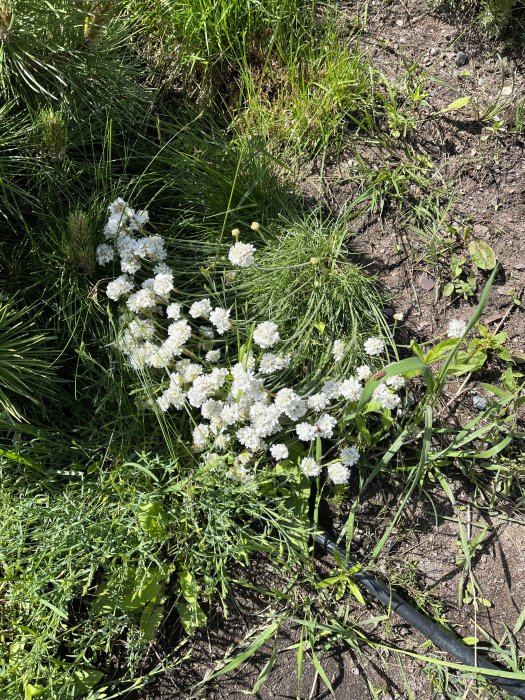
513,604 -> 525,635
93,566 -> 166,615
440,96 -> 471,113
469,239 -> 496,270
348,580 -> 366,606
137,501 -> 168,539
443,282 -> 455,297
435,267 -> 497,388
122,568 -> 165,610
73,669 -> 104,696
175,599 -> 206,634
176,569 -> 207,634
0,447 -> 35,467
140,603 -> 164,642
357,357 -> 434,411
249,638 -> 278,694
310,648 -> 334,694
24,685 -> 46,700
424,339 -> 460,364
462,636 -> 479,645
199,623 -> 279,682
448,349 -> 487,376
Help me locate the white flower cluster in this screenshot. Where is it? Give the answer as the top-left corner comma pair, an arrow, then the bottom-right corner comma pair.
447,319 -> 467,338
228,241 -> 256,268
101,200 -> 408,486
332,339 -> 346,362
299,444 -> 361,485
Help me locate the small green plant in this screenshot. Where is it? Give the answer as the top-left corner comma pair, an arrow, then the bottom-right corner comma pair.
426,0 -> 518,36
443,253 -> 478,300
443,238 -> 496,300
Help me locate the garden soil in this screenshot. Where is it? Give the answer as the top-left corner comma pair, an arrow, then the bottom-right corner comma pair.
140,1 -> 525,697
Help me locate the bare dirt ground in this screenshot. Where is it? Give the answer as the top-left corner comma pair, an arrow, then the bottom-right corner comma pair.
139,2 -> 525,698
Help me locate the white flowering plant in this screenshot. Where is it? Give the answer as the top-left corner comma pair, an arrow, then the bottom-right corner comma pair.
98,200 -> 440,497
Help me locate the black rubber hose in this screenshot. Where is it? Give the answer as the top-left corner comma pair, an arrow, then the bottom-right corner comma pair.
314,530 -> 525,699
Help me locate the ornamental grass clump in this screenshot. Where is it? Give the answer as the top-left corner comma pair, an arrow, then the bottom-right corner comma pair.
98,200 -> 406,488
231,212 -> 392,382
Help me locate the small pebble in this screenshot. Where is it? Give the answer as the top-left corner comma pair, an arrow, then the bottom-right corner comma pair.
395,19 -> 404,27
456,51 -> 469,67
472,395 -> 487,411
430,47 -> 438,56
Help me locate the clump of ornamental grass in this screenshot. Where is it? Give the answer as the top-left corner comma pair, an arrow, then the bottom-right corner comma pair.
0,299 -> 56,421
231,212 -> 392,382
136,113 -> 302,241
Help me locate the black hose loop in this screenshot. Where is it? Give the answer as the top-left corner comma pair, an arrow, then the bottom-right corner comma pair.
313,530 -> 525,699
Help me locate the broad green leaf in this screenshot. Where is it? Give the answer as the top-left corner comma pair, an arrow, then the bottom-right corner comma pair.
177,569 -> 207,634
443,282 -> 455,297
175,599 -> 206,634
93,567 -> 166,615
448,349 -> 487,376
469,239 -> 496,270
140,603 -> 164,642
462,637 -> 479,645
137,501 -> 168,539
440,96 -> 471,113
24,685 -> 45,700
424,338 -> 459,364
73,668 -> 104,696
122,568 -> 165,610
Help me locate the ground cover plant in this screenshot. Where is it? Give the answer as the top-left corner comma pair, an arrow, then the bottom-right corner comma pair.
426,0 -> 524,36
1,1 -> 525,699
